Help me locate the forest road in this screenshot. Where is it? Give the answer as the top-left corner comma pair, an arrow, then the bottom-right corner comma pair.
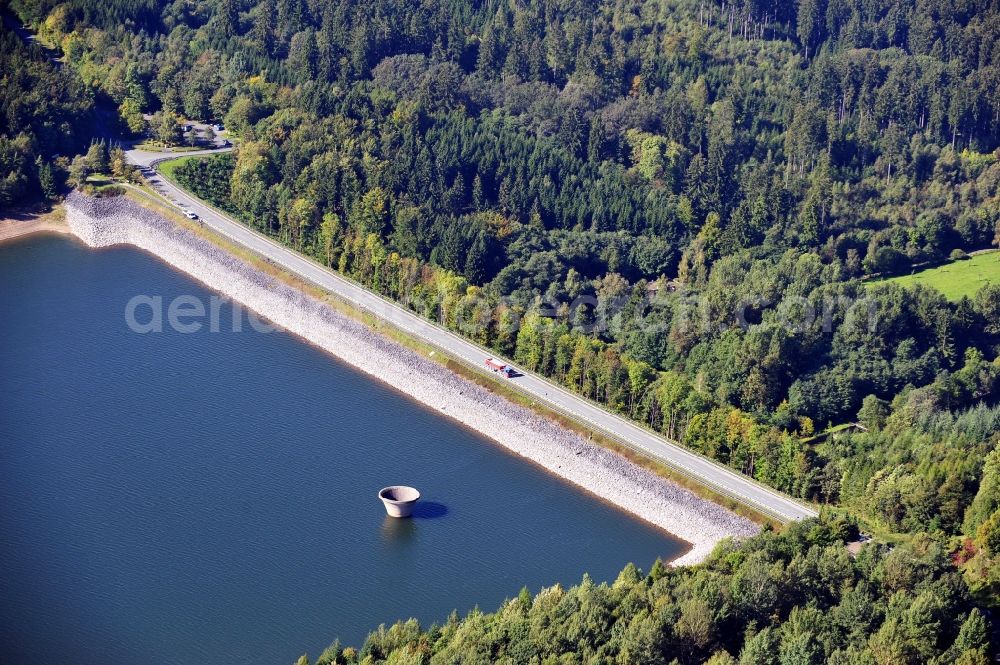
128,146 -> 819,524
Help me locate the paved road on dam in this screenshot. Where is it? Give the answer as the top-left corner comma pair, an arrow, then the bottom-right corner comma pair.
128,147 -> 819,523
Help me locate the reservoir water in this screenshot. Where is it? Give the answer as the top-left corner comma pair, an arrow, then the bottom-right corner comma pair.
0,235 -> 685,665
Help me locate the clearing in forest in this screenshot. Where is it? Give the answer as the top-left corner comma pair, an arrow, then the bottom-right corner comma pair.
870,250 -> 1000,301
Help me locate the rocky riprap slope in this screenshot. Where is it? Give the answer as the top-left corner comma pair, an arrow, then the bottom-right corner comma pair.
65,192 -> 759,564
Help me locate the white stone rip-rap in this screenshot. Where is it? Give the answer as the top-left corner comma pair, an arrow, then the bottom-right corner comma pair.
65,193 -> 760,565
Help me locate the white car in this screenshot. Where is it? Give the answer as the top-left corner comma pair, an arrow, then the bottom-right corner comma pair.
183,210 -> 198,220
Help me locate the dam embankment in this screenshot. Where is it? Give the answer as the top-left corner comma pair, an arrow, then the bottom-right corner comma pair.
64,191 -> 759,565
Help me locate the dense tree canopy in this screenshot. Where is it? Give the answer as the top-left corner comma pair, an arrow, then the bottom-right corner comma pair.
297,518 -> 990,665
0,22 -> 93,205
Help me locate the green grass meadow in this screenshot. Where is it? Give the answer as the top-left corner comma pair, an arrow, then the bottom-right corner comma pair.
156,155 -> 197,180
869,250 -> 1000,300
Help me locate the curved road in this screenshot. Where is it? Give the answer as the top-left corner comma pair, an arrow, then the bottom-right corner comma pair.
128,146 -> 819,523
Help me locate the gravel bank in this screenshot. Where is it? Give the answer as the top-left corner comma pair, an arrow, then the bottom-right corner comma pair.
65,192 -> 759,565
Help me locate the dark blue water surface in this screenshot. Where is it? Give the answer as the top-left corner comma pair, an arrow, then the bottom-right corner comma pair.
0,235 -> 684,665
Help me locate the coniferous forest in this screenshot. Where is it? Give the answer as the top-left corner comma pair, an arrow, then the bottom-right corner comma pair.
3,0 -> 1000,660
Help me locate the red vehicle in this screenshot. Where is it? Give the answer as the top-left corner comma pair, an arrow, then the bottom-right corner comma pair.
484,357 -> 515,378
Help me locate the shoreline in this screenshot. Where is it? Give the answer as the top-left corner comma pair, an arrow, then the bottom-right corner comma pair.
60,191 -> 759,565
0,207 -> 71,244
